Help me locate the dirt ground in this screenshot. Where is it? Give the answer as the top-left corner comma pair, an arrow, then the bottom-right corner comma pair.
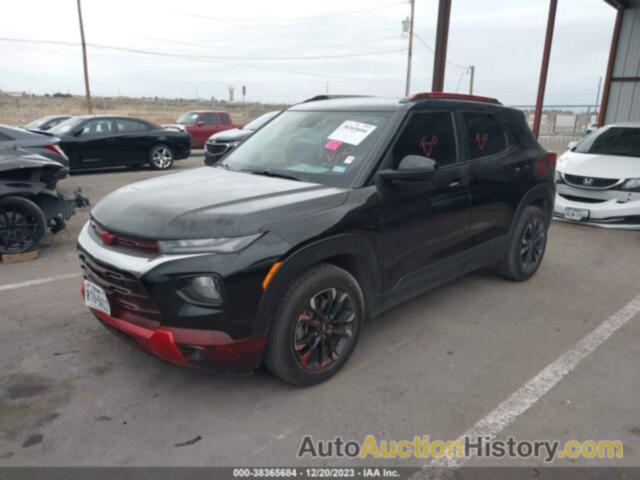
0,94 -> 288,126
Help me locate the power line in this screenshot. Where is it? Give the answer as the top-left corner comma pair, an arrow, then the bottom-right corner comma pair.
413,32 -> 469,70
0,37 -> 398,84
0,37 -> 405,62
181,2 -> 405,23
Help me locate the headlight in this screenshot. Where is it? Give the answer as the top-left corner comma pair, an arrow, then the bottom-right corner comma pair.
158,234 -> 262,254
554,170 -> 564,184
620,178 -> 640,192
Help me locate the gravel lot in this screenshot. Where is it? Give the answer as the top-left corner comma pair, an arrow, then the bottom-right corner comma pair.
1,152 -> 639,468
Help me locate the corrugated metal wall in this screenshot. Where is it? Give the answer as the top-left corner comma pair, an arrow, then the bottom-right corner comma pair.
605,6 -> 640,124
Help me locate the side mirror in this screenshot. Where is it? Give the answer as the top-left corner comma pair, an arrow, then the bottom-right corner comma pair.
377,155 -> 437,183
72,128 -> 83,137
567,141 -> 578,150
197,121 -> 204,127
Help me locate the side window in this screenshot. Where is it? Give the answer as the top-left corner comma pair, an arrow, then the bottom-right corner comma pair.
0,132 -> 13,141
220,113 -> 231,125
392,112 -> 457,168
115,119 -> 148,133
462,112 -> 507,159
200,113 -> 218,125
80,120 -> 113,136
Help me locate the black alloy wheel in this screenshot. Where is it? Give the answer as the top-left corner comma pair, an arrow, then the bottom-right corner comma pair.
264,263 -> 364,386
520,216 -> 546,273
0,196 -> 47,254
499,205 -> 547,281
293,287 -> 356,370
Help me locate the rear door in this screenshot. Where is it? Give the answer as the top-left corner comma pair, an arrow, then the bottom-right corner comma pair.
378,111 -> 471,291
460,110 -> 525,246
111,118 -> 153,164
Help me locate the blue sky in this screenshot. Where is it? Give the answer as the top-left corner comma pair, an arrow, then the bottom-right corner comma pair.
0,0 -> 617,105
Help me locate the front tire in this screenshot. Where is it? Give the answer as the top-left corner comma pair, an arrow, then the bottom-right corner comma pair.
499,205 -> 547,281
264,264 -> 364,386
0,196 -> 47,254
149,144 -> 174,170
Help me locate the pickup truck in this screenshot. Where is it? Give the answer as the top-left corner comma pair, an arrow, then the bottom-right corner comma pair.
168,111 -> 242,149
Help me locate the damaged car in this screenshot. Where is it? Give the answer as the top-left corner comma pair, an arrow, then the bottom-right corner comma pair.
0,147 -> 88,254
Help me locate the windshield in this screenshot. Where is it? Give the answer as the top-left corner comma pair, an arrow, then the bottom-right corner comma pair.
220,110 -> 392,188
176,112 -> 199,125
575,127 -> 640,158
49,117 -> 84,135
244,111 -> 279,131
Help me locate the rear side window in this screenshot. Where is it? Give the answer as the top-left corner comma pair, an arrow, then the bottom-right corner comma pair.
220,113 -> 231,125
392,112 -> 458,168
200,113 -> 218,125
462,112 -> 507,159
115,119 -> 148,133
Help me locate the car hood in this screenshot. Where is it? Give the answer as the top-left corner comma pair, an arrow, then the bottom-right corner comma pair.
91,167 -> 348,239
558,150 -> 640,179
207,129 -> 251,143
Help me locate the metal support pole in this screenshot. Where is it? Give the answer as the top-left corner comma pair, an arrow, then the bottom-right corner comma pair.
599,7 -> 624,127
76,0 -> 92,114
532,0 -> 558,138
469,65 -> 475,94
405,0 -> 416,96
431,0 -> 452,92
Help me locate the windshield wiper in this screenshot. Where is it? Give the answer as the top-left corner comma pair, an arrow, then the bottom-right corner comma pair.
242,169 -> 300,181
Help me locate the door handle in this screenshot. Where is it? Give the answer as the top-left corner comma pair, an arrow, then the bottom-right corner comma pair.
449,177 -> 470,188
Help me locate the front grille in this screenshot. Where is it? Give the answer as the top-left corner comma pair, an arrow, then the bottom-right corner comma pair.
205,142 -> 231,156
90,220 -> 158,253
559,194 -> 608,204
563,174 -> 619,189
79,248 -> 161,329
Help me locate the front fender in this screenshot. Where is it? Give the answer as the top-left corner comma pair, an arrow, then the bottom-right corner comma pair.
253,233 -> 383,337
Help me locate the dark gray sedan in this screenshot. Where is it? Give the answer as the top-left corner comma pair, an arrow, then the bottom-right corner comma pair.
0,124 -> 69,176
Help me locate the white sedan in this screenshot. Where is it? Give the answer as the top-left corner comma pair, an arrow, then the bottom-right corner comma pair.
554,123 -> 640,230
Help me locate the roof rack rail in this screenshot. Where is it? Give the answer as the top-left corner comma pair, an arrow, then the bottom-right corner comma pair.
403,92 -> 502,105
302,94 -> 372,103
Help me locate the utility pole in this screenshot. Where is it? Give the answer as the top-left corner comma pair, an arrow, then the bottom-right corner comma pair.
468,65 -> 475,94
432,0 -> 452,92
404,0 -> 416,96
594,76 -> 602,114
533,0 -> 558,138
76,0 -> 92,113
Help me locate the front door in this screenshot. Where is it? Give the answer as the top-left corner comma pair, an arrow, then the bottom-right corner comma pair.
378,111 -> 471,291
75,119 -> 118,168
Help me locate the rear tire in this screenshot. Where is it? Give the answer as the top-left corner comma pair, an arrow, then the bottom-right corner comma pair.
264,263 -> 364,386
499,205 -> 547,281
0,196 -> 47,254
149,144 -> 174,170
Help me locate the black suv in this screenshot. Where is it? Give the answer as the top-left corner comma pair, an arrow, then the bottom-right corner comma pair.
78,93 -> 555,386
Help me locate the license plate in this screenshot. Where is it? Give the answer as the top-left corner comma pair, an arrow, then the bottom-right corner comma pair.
84,280 -> 111,315
565,207 -> 590,221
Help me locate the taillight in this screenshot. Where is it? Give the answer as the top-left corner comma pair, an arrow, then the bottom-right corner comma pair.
545,151 -> 557,168
45,144 -> 68,159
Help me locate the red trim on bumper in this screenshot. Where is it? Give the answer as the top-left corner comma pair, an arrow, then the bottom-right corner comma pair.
94,310 -> 187,366
83,283 -> 267,370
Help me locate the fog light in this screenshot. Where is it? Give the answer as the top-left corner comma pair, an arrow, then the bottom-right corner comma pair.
190,276 -> 222,303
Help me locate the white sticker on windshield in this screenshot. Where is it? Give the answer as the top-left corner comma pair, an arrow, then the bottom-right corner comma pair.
328,121 -> 377,146
343,155 -> 355,164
